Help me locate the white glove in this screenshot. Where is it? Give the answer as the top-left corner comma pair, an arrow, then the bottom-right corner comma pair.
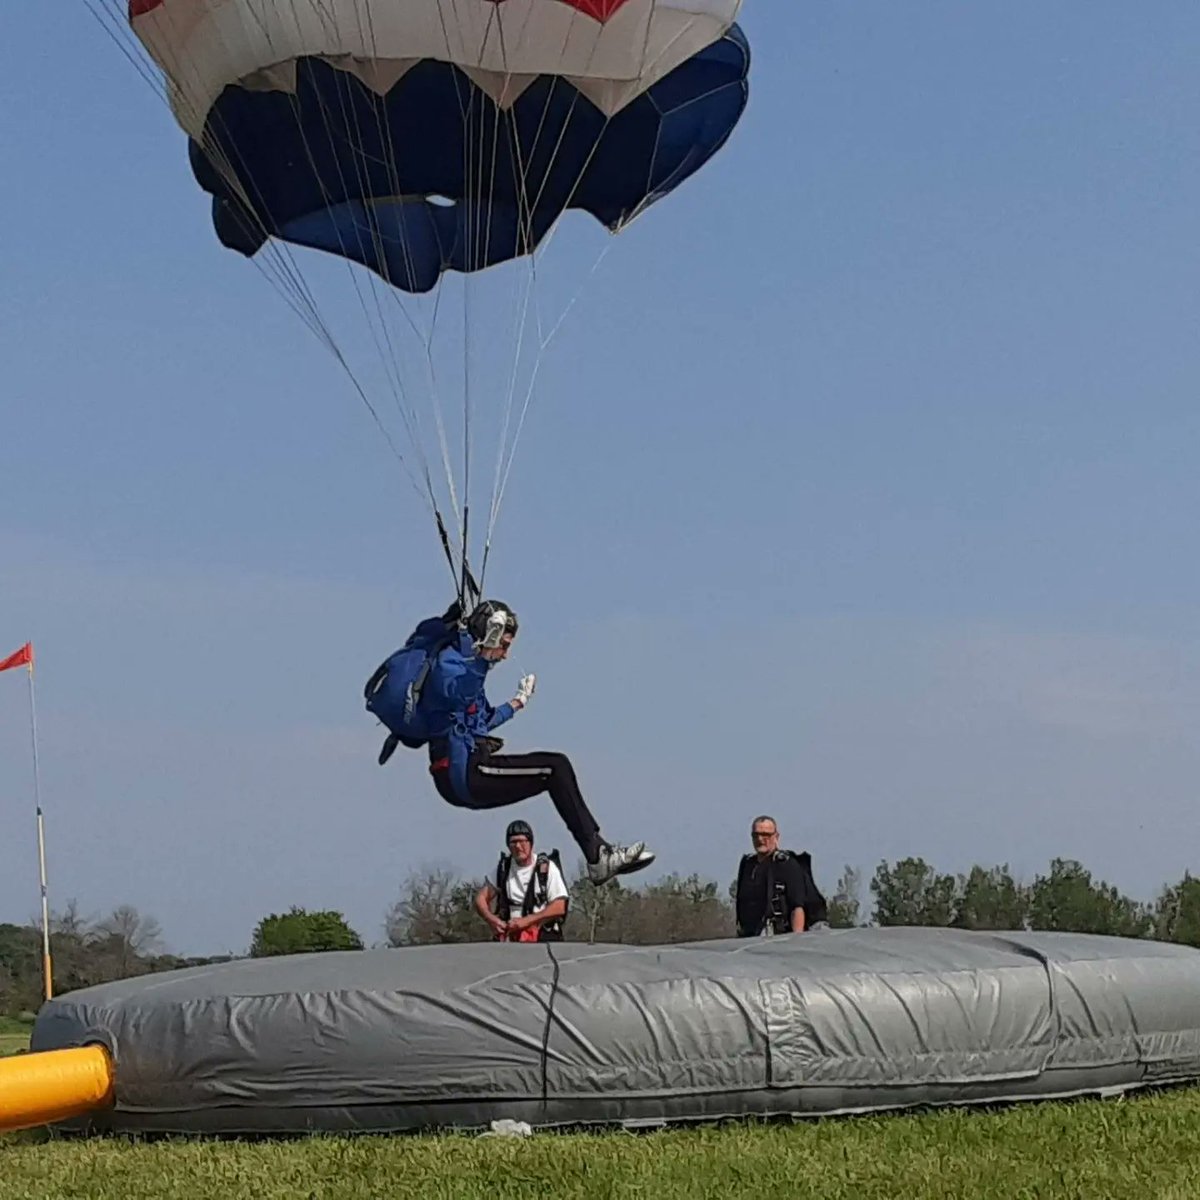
513,673 -> 536,710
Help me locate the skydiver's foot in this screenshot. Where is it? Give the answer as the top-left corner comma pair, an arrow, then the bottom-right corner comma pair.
588,842 -> 656,886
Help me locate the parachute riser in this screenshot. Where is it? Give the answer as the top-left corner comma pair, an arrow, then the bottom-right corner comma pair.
435,507 -> 480,616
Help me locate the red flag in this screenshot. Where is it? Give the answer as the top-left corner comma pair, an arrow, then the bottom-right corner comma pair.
0,642 -> 33,673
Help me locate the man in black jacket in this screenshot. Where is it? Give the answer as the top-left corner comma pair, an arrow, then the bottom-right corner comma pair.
735,815 -> 828,937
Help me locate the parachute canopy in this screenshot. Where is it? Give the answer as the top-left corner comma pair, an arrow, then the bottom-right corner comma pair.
116,0 -> 752,587
130,0 -> 750,292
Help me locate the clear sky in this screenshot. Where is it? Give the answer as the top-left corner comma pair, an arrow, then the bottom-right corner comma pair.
3,3 -> 1199,956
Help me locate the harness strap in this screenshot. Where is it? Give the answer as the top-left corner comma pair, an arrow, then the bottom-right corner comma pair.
522,858 -> 551,916
495,853 -> 511,922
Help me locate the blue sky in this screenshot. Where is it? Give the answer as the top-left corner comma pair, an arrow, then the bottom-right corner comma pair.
2,2 -> 1199,955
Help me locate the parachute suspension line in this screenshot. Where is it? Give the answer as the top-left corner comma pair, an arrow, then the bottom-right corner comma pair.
468,10 -> 522,600
435,508 -> 478,607
444,1 -> 489,599
480,4 -> 633,586
141,0 -> 604,592
460,504 -> 476,612
83,0 -> 169,103
358,0 -> 466,548
483,0 -> 719,571
233,10 -> 445,512
419,278 -> 467,559
273,0 -> 448,519
388,0 -> 491,568
299,0 -> 479,579
477,5 -> 552,591
462,104 -> 474,601
345,0 -> 451,454
481,237 -> 615,586
449,0 -> 509,593
344,0 -> 481,567
616,0 -> 739,236
432,0 -> 504,572
476,12 -> 516,590
85,0 -> 429,511
103,0 -> 330,351
522,0 -> 674,262
106,0 -> 743,596
143,0 -> 334,328
273,5 -> 422,400
245,0 -> 439,520
477,3 -> 604,590
482,0 -> 710,549
231,4 -> 438,507
426,0 -> 541,592
364,104 -> 467,556
196,0 -> 461,550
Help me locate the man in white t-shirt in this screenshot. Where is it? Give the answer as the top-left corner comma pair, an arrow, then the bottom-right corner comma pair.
475,819 -> 569,943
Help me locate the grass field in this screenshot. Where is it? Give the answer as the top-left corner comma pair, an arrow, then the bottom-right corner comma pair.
4,1087 -> 1200,1199
0,1015 -> 32,1057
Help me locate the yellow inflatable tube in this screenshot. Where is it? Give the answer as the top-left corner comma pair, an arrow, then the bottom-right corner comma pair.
0,1046 -> 114,1133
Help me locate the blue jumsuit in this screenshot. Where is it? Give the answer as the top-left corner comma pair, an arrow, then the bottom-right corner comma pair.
422,631 -> 516,801
422,633 -> 604,862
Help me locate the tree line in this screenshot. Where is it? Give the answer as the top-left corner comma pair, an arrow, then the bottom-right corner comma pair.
379,856 -> 1200,946
0,901 -> 234,1018
4,856 -> 1200,1017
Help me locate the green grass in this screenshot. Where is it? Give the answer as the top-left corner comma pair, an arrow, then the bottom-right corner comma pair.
0,1015 -> 32,1057
4,1088 -> 1200,1199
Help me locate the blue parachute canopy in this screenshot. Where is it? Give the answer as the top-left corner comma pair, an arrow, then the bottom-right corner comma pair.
188,27 -> 750,293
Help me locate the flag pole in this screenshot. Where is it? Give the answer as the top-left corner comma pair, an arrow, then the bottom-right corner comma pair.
25,652 -> 53,1002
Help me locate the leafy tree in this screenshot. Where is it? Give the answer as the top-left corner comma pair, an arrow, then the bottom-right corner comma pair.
954,865 -> 1029,931
250,906 -> 364,957
870,857 -> 959,926
1027,858 -> 1151,937
1153,872 -> 1200,947
628,874 -> 733,944
0,905 -> 227,1014
0,924 -> 42,1015
566,869 -> 734,944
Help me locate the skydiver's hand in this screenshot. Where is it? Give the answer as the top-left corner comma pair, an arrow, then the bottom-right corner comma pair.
488,916 -> 508,938
512,673 -> 536,710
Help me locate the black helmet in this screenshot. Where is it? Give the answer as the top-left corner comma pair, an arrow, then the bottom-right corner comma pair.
467,600 -> 518,645
505,819 -> 533,843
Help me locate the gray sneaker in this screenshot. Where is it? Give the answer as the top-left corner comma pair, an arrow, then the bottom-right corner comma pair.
588,842 -> 656,885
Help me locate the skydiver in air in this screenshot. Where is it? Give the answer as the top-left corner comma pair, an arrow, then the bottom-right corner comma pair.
366,599 -> 655,885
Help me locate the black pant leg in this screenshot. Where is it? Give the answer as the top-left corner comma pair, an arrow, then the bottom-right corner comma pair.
466,749 -> 604,863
